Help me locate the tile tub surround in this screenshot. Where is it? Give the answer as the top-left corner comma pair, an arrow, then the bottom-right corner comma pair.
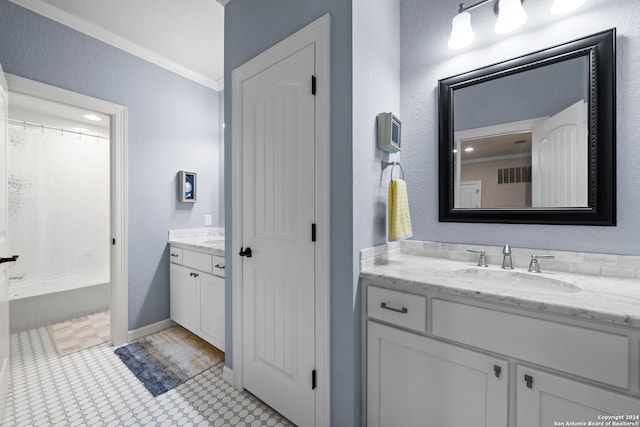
360,241 -> 640,328
168,227 -> 225,256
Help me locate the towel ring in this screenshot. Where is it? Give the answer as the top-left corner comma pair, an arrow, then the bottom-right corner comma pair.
390,163 -> 405,181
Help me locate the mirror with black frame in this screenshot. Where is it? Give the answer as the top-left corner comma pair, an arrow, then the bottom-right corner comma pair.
438,29 -> 616,225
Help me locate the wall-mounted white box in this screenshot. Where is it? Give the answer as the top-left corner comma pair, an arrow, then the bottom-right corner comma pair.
377,112 -> 401,153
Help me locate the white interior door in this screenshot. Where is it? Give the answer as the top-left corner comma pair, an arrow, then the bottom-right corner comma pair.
532,100 -> 587,207
459,180 -> 481,208
241,44 -> 316,426
0,64 -> 11,420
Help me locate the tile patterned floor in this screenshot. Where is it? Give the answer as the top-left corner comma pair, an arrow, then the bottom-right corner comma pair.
48,311 -> 111,356
2,326 -> 295,426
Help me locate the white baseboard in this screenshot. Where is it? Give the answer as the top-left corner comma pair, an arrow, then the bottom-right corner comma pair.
127,318 -> 176,343
222,365 -> 234,385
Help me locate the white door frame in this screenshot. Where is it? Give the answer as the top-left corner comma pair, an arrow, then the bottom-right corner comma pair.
6,74 -> 129,346
231,14 -> 331,426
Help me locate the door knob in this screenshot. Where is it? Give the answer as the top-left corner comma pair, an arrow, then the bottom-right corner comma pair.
239,247 -> 252,258
0,255 -> 19,264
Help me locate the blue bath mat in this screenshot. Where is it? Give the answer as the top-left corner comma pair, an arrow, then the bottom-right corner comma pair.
114,326 -> 224,396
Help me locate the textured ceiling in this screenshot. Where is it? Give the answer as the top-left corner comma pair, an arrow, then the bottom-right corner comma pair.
11,0 -> 225,90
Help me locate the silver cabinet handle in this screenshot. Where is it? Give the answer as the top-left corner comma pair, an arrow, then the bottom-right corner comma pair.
214,264 -> 225,269
380,302 -> 408,314
170,253 -> 179,257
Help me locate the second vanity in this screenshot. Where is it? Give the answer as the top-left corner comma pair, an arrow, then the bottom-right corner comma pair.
168,228 -> 225,352
361,242 -> 640,427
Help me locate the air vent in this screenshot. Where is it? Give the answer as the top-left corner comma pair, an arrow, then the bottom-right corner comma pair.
497,166 -> 531,184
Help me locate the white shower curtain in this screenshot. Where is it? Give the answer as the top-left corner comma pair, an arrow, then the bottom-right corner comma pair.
7,123 -> 110,297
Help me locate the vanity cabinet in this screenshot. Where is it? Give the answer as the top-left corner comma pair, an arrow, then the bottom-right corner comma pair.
198,273 -> 225,349
367,320 -> 508,427
170,263 -> 198,331
363,281 -> 640,427
516,366 -> 640,427
170,245 -> 225,351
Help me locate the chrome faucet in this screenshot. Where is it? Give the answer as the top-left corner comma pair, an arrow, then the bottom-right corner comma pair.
501,244 -> 514,270
528,254 -> 555,273
467,249 -> 488,267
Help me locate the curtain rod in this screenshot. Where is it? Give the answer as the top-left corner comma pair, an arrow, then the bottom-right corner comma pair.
8,119 -> 109,141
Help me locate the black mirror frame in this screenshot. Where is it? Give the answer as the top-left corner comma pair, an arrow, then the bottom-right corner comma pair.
438,29 -> 616,226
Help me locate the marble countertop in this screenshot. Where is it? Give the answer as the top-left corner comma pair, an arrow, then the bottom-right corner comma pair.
361,254 -> 640,328
169,238 -> 225,257
168,228 -> 225,257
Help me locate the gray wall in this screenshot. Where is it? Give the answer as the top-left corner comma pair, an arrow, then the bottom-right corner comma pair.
224,0 -> 399,424
454,56 -> 588,131
352,0 -> 401,423
401,0 -> 640,255
223,1 -> 357,425
0,0 -> 223,330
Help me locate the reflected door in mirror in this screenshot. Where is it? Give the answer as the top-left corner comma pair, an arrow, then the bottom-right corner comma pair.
532,100 -> 587,208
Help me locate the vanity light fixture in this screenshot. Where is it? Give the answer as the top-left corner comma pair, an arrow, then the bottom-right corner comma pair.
448,8 -> 475,49
464,146 -> 474,152
494,0 -> 528,34
448,0 -> 527,50
449,0 -> 588,49
550,0 -> 587,15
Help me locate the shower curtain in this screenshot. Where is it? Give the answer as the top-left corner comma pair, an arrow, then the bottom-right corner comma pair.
7,123 -> 110,297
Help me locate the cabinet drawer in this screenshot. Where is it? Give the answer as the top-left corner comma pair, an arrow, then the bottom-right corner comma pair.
212,255 -> 226,278
183,249 -> 212,273
368,286 -> 427,333
432,299 -> 629,389
169,246 -> 183,264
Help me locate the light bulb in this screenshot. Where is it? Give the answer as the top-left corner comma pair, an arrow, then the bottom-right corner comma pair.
551,0 -> 587,15
494,0 -> 528,34
83,114 -> 102,121
448,11 -> 475,50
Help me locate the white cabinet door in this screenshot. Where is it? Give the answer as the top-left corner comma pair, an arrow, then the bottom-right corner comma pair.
198,273 -> 225,351
516,366 -> 640,427
170,263 -> 197,332
367,321 -> 508,427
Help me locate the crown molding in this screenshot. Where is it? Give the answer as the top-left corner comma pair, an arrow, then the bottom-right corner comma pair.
9,0 -> 223,91
216,76 -> 225,91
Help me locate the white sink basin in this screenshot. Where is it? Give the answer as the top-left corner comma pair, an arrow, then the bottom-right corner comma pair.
454,268 -> 581,293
